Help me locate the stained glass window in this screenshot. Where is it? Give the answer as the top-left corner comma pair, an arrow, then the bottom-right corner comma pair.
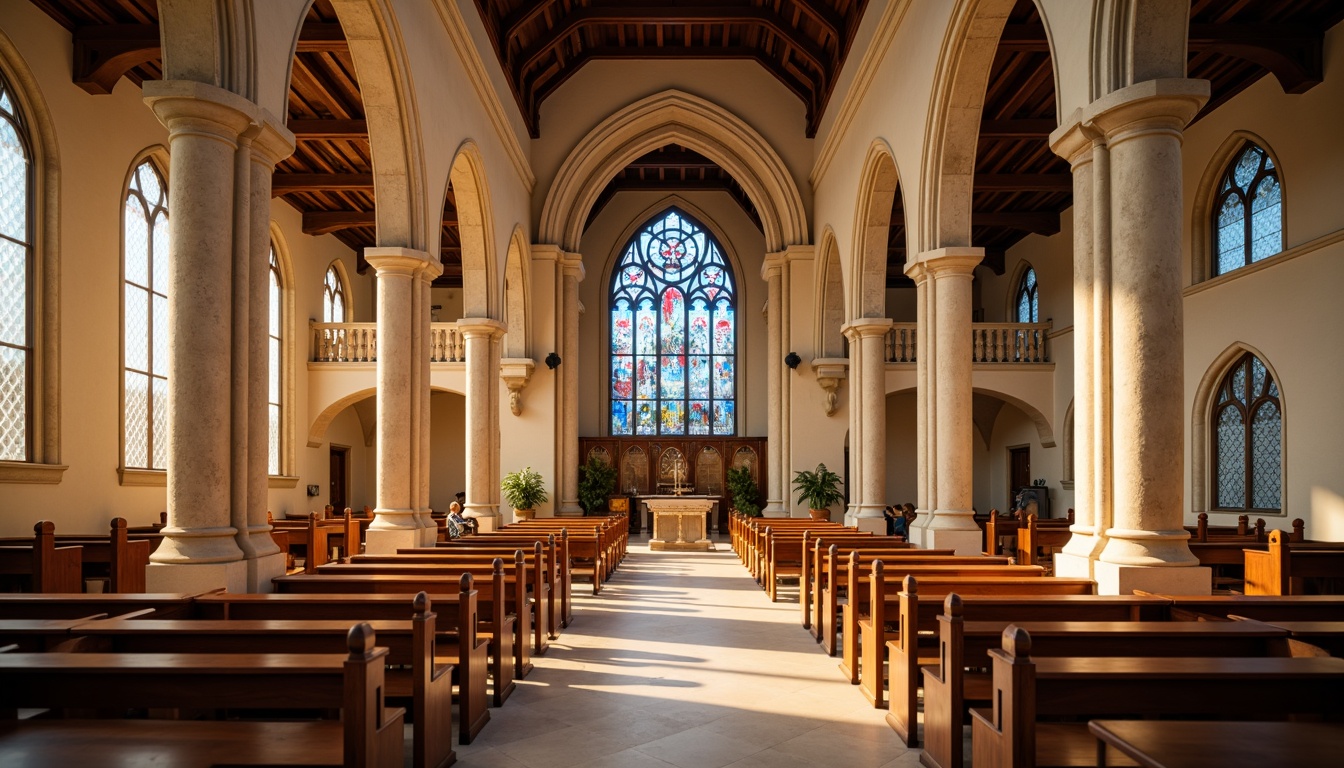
1213,143 -> 1282,276
1014,266 -> 1038,323
0,76 -> 31,462
123,159 -> 169,469
1212,352 -> 1281,512
610,208 -> 736,435
268,246 -> 283,476
323,264 -> 346,323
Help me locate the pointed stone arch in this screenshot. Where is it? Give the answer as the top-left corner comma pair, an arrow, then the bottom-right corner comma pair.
814,228 -> 846,358
539,90 -> 807,253
447,140 -> 497,319
852,139 -> 903,318
1189,131 -> 1288,284
502,226 -> 531,358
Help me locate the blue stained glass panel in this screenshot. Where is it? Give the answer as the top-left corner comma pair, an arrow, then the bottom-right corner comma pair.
661,355 -> 685,398
688,356 -> 709,398
661,288 -> 684,354
611,356 -> 633,399
611,304 -> 633,355
635,356 -> 657,399
713,359 -> 734,399
713,301 -> 734,354
713,401 -> 734,434
636,402 -> 655,435
688,302 -> 710,354
636,303 -> 657,355
688,401 -> 710,434
611,401 -> 631,435
661,402 -> 685,434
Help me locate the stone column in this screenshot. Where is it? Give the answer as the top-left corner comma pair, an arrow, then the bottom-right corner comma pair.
141,81 -> 256,593
841,318 -> 893,533
459,318 -> 506,531
364,248 -> 430,554
240,118 -> 293,588
416,260 -> 443,545
557,255 -> 584,516
905,262 -> 934,542
1049,119 -> 1105,578
762,255 -> 786,515
920,248 -> 984,555
1089,79 -> 1210,594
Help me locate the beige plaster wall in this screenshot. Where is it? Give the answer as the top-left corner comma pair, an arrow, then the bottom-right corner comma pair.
428,390 -> 467,512
981,402 -> 1064,519
883,391 -> 919,507
320,404 -> 373,517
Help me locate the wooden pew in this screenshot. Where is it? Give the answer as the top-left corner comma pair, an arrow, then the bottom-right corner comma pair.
802,535 -> 943,632
0,522 -> 83,593
968,626 -> 1344,768
919,594 -> 1305,768
0,592 -> 201,619
63,591 -> 460,765
1244,530 -> 1344,595
0,623 -> 405,768
1015,513 -> 1073,571
1139,592 -> 1344,621
269,511 -> 362,573
1088,719 -> 1344,768
437,533 -> 568,632
0,518 -> 149,593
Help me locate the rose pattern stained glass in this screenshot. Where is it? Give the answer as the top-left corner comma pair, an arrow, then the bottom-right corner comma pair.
1213,144 -> 1282,276
1213,352 -> 1282,511
609,208 -> 736,435
0,81 -> 30,461
124,160 -> 169,469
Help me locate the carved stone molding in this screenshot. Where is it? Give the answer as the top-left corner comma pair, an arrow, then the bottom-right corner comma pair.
811,357 -> 849,416
500,357 -> 536,415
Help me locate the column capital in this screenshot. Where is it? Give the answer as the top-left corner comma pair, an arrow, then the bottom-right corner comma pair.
841,317 -> 893,340
417,257 -> 445,284
458,317 -> 507,339
555,250 -> 586,281
914,247 -> 983,277
530,244 -> 579,262
249,112 -> 296,168
1048,108 -> 1103,167
365,247 -> 431,277
1084,78 -> 1209,145
143,80 -> 259,144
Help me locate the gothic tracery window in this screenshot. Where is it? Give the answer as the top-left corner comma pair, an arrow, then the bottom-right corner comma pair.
123,159 -> 169,470
322,264 -> 347,323
1212,352 -> 1281,512
610,208 -> 736,436
1014,266 -> 1038,323
0,78 -> 31,461
1213,143 -> 1282,276
268,245 -> 283,476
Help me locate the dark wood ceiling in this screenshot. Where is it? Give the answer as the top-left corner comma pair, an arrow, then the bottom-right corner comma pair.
26,0 -> 1343,294
470,0 -> 869,137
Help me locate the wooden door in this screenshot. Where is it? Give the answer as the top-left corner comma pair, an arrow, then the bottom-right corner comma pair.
1009,446 -> 1030,510
329,446 -> 348,512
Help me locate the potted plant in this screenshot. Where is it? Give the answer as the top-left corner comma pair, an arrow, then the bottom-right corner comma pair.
726,465 -> 761,518
793,463 -> 844,521
501,467 -> 547,521
577,455 -> 618,516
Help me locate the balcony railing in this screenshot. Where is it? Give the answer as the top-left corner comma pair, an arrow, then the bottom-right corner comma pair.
885,322 -> 1051,364
311,322 -> 465,363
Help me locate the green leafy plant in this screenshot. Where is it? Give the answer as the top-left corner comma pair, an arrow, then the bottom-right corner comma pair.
501,467 -> 548,512
793,463 -> 844,511
726,465 -> 761,517
577,456 -> 618,515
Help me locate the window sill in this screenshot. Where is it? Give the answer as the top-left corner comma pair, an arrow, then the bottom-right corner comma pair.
118,467 -> 167,487
1186,227 -> 1344,296
269,475 -> 299,489
0,461 -> 69,484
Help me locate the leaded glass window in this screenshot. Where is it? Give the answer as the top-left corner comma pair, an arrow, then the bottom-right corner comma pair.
322,264 -> 346,323
1212,352 -> 1281,511
610,208 -> 736,436
1015,266 -> 1038,323
268,245 -> 283,476
123,159 -> 169,470
0,77 -> 31,462
1213,144 -> 1282,276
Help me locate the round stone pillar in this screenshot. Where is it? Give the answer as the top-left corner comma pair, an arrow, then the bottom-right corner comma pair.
416,260 -> 443,545
364,248 -> 429,554
762,257 -> 786,515
557,256 -> 584,516
905,261 -> 934,539
459,318 -> 506,531
841,318 -> 893,533
141,81 -> 257,592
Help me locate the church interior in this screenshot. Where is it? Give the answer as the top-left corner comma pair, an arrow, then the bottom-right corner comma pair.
1,0 -> 1343,766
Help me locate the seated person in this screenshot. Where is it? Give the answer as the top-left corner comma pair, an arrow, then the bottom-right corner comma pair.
445,501 -> 467,538
883,505 -> 908,537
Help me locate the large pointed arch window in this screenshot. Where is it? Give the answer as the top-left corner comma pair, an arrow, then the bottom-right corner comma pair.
1014,266 -> 1039,323
268,245 -> 284,476
123,159 -> 169,470
0,77 -> 32,462
1213,143 -> 1282,276
610,209 -> 736,436
1212,352 -> 1281,512
322,264 -> 347,323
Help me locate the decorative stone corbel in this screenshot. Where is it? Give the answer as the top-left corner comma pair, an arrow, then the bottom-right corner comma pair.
811,358 -> 849,416
500,358 -> 536,416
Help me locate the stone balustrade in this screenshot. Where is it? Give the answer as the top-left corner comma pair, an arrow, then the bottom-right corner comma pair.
310,321 -> 465,363
884,322 -> 1051,364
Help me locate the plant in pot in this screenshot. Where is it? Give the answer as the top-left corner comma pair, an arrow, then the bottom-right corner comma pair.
793,463 -> 844,521
577,456 -> 618,516
726,466 -> 761,518
501,467 -> 547,521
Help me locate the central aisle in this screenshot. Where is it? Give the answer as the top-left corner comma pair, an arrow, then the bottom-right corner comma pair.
451,536 -> 921,768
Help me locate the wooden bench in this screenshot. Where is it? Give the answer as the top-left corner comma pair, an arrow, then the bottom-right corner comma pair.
0,522 -> 82,593
0,623 -> 405,768
1089,719 -> 1344,768
969,626 -> 1344,768
436,533 -> 568,631
803,536 -> 946,633
0,519 -> 150,593
0,591 -> 202,619
1244,530 -> 1344,595
1015,513 -> 1074,571
269,510 -> 362,572
919,595 -> 1307,768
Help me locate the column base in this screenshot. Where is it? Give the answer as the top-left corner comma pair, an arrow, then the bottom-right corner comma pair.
1052,551 -> 1095,580
1093,560 -> 1211,596
920,527 -> 983,556
762,500 -> 787,517
852,516 -> 886,534
244,551 -> 287,593
465,509 -> 501,532
364,527 -> 422,555
557,501 -> 584,517
146,559 -> 248,593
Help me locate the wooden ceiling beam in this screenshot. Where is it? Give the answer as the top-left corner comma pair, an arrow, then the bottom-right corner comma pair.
891,210 -> 1060,236
287,119 -> 369,140
294,23 -> 349,53
72,24 -> 160,95
303,209 -> 458,235
974,173 -> 1072,192
979,118 -> 1057,139
501,0 -> 563,41
1187,23 -> 1323,94
790,0 -> 844,42
272,174 -> 374,196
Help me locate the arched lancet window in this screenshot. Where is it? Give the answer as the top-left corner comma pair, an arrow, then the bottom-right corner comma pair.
322,264 -> 347,323
123,159 -> 169,470
1014,266 -> 1038,323
610,208 -> 736,435
0,76 -> 32,462
268,245 -> 283,476
1213,143 -> 1282,276
1212,352 -> 1281,512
